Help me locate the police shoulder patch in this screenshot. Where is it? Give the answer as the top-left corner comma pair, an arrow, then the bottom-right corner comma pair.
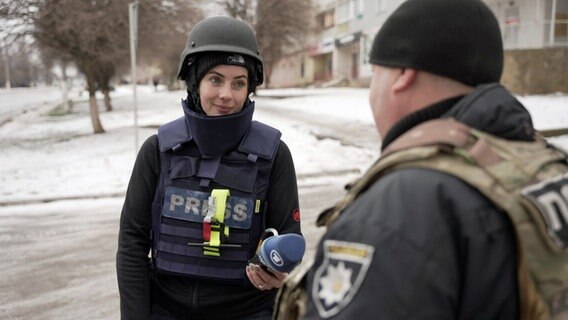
311,240 -> 375,318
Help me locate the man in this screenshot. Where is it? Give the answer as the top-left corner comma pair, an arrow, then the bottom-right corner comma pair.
289,0 -> 568,319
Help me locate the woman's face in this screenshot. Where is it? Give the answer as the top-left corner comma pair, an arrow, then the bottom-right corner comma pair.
198,64 -> 249,116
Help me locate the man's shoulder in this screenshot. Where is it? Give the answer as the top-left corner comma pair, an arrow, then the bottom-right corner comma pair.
368,167 -> 481,199
346,167 -> 497,227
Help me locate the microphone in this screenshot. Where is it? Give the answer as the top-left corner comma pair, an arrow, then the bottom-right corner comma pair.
251,228 -> 306,274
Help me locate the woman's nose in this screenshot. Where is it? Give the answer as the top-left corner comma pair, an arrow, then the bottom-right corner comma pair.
218,84 -> 232,100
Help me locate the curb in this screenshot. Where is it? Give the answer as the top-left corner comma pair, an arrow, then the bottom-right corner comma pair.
0,192 -> 126,207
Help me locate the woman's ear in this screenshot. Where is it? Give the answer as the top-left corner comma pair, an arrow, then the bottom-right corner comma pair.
392,68 -> 417,93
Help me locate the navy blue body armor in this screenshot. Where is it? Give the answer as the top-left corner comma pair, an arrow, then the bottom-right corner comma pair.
151,106 -> 281,283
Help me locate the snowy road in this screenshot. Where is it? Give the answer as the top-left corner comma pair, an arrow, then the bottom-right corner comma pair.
0,86 -> 566,319
0,186 -> 344,320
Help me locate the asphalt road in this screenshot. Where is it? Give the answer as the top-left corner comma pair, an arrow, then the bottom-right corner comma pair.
0,198 -> 122,319
0,183 -> 348,320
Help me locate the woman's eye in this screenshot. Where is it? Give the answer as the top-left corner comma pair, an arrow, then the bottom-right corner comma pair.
209,76 -> 221,85
232,81 -> 246,90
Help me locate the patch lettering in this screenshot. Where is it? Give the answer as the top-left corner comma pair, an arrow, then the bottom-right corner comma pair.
312,240 -> 374,318
162,186 -> 254,229
227,54 -> 245,66
522,173 -> 568,248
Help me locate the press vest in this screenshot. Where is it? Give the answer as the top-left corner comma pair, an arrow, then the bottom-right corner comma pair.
276,119 -> 568,320
151,116 -> 281,283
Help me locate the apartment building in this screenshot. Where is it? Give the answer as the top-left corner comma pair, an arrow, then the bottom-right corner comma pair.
268,0 -> 567,93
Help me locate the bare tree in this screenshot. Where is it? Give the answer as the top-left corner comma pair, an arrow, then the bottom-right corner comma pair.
218,0 -> 313,88
95,63 -> 118,112
2,0 -> 203,133
31,0 -> 202,133
33,0 -> 122,133
256,0 -> 313,87
137,1 -> 204,90
0,1 -> 41,88
217,0 -> 256,25
2,42 -> 10,89
37,44 -> 74,111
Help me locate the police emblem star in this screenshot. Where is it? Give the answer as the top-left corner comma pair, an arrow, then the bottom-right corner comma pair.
311,240 -> 374,319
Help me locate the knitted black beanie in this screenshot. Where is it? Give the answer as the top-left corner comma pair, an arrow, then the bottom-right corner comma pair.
369,0 -> 503,86
193,52 -> 258,93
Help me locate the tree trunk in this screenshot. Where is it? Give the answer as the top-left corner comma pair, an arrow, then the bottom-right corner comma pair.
264,63 -> 273,89
103,89 -> 112,111
3,45 -> 11,89
60,63 -> 72,112
86,76 -> 105,134
89,93 -> 105,133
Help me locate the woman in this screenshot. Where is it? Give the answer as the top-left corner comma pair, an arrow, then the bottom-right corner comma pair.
117,16 -> 302,320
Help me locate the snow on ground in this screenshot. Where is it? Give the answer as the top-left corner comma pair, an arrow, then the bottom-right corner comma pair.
0,85 -> 567,205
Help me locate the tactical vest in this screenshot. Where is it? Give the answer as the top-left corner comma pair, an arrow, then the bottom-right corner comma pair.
276,119 -> 568,320
151,116 -> 281,283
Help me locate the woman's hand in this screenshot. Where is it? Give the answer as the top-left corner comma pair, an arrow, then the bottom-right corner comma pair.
246,263 -> 288,291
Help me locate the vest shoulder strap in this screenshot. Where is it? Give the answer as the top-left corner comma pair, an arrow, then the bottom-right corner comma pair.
157,117 -> 193,152
238,121 -> 282,160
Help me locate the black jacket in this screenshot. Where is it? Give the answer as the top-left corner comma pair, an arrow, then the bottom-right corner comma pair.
117,135 -> 301,320
305,84 -> 529,319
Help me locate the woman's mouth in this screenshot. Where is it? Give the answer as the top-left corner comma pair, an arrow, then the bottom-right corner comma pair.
214,104 -> 232,113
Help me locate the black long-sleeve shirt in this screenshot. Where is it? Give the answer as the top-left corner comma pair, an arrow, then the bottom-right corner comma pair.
117,135 -> 301,320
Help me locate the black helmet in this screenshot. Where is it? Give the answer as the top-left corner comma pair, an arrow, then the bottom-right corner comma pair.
177,16 -> 264,89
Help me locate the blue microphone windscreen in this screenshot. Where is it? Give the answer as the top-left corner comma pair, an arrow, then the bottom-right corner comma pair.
259,233 -> 305,273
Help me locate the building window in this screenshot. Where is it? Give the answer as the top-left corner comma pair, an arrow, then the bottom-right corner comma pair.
354,0 -> 364,18
318,9 -> 335,29
554,0 -> 568,44
544,0 -> 568,46
336,1 -> 354,24
324,10 -> 334,28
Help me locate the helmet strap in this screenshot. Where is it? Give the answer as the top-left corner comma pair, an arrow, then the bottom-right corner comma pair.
186,90 -> 205,114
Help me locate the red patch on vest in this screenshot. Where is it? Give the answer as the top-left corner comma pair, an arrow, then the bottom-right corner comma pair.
293,209 -> 301,222
203,223 -> 211,241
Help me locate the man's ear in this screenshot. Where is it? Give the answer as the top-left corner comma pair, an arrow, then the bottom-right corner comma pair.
392,68 -> 417,92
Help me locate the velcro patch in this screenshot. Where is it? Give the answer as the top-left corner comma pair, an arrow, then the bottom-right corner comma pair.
522,173 -> 568,249
311,240 -> 374,318
162,186 -> 254,229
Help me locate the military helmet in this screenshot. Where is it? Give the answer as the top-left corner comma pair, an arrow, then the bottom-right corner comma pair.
177,16 -> 264,87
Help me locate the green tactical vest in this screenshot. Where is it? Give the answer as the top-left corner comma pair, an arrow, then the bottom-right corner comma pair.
274,119 -> 568,320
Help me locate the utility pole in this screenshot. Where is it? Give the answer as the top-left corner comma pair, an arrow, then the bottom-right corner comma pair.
129,0 -> 139,152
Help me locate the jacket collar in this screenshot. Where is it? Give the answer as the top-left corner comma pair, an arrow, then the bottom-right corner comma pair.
182,98 -> 255,158
381,83 -> 535,150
